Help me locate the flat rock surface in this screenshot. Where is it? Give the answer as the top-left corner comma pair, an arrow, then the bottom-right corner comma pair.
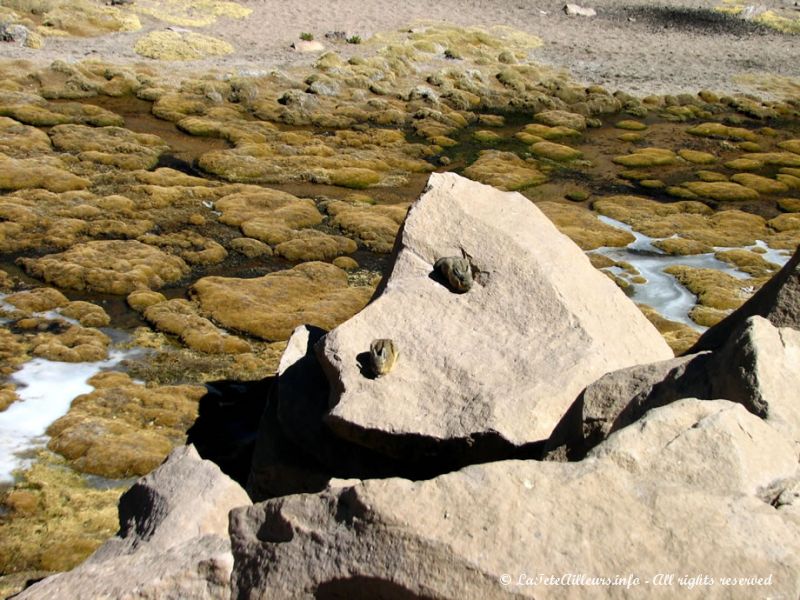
318,173 -> 672,454
230,399 -> 800,598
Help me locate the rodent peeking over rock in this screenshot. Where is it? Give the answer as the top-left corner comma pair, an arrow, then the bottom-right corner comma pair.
434,256 -> 473,293
369,338 -> 398,377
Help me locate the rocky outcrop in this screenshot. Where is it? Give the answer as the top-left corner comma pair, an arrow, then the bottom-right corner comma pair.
16,445 -> 250,600
317,172 -> 672,459
230,399 -> 800,598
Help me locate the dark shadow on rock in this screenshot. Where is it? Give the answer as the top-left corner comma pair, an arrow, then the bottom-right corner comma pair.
246,324 -> 545,502
355,351 -> 376,380
315,577 -> 434,600
186,377 -> 275,487
427,266 -> 451,290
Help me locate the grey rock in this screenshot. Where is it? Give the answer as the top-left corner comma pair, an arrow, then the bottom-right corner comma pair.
318,172 -> 671,460
230,399 -> 800,599
18,445 -> 250,599
564,3 -> 597,17
546,315 -> 800,458
0,23 -> 30,44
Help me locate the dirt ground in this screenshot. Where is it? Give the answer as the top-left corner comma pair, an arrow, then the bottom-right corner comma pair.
0,0 -> 799,97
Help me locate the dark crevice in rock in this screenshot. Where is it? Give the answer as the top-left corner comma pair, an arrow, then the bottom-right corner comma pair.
314,577 -> 434,600
186,377 -> 275,487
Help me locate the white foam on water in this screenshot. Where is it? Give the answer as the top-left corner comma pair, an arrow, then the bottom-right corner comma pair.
0,350 -> 130,483
592,216 -> 790,330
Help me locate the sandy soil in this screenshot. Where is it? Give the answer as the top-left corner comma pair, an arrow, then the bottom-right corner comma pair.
1,0 -> 799,97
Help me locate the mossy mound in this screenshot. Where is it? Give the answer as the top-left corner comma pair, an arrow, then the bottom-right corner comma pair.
18,240 -> 190,294
462,150 -> 547,190
0,453 -> 124,575
593,195 -> 772,248
714,249 -> 780,277
137,231 -> 228,265
473,129 -> 502,143
30,324 -> 110,362
683,181 -> 760,201
134,30 -> 234,61
612,147 -> 678,168
739,152 -> 800,168
47,371 -> 205,478
696,170 -> 728,182
637,304 -> 700,356
678,149 -> 716,164
140,298 -> 251,354
724,157 -> 763,171
729,172 -> 789,195
534,109 -> 586,130
686,122 -> 758,141
664,265 -> 765,313
190,262 -> 373,341
49,124 -> 169,171
615,120 -> 647,131
0,154 -> 90,192
274,229 -> 358,262
537,201 -> 634,250
529,141 -> 582,162
652,237 -> 713,255
0,116 -> 52,156
325,200 -> 409,253
132,0 -> 251,27
515,123 -> 581,143
36,0 -> 141,37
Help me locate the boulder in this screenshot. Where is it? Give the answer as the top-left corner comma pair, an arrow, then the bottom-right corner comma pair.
230,399 -> 800,598
16,445 -> 250,600
248,326 -> 458,502
546,315 -> 800,458
690,245 -> 800,352
318,173 -> 671,459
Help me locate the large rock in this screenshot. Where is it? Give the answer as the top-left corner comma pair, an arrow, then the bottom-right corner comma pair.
248,325 -> 469,502
318,173 -> 671,458
17,445 -> 250,599
230,399 -> 800,598
689,245 -> 800,352
546,315 -> 800,458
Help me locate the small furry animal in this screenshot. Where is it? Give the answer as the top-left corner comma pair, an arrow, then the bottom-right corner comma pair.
369,338 -> 399,377
434,256 -> 473,293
